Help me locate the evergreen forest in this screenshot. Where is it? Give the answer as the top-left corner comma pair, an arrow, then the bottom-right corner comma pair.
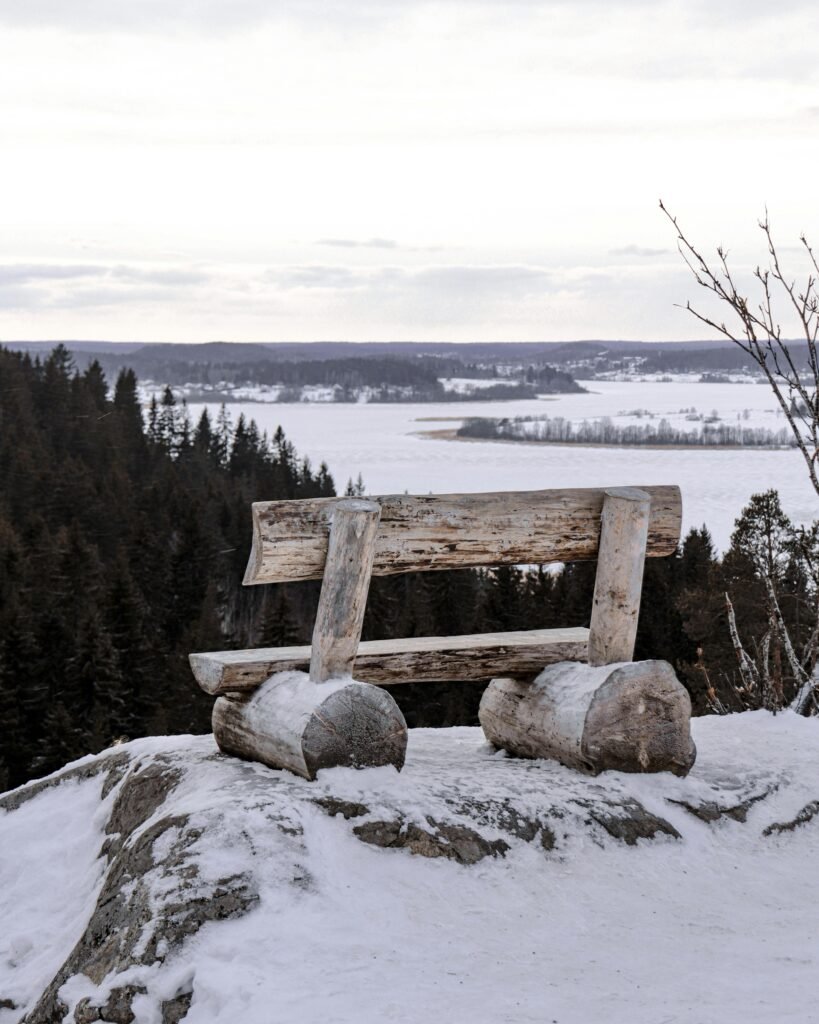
0,344 -> 813,789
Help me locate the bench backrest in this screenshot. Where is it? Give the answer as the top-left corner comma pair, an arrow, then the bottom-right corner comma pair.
243,485 -> 682,585
190,484 -> 683,695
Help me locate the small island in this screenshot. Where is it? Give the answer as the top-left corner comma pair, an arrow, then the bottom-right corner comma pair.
455,413 -> 795,448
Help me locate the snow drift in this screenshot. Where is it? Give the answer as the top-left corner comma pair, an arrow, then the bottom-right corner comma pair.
2,714 -> 819,1024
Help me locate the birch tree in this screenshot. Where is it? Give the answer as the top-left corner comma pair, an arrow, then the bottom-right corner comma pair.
662,203 -> 819,713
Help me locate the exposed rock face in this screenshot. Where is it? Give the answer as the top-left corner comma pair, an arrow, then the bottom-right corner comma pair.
763,799 -> 819,835
0,721 -> 814,1023
21,755 -> 261,1024
352,818 -> 511,864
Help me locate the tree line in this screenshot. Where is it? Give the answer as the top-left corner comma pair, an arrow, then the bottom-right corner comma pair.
458,414 -> 794,447
0,344 -> 811,788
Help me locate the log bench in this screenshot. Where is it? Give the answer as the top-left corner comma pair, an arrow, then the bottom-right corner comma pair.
190,484 -> 694,779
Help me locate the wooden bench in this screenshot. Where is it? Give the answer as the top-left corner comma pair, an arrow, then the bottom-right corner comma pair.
190,484 -> 688,779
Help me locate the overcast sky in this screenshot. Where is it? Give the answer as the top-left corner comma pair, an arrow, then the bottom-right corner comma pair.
2,0 -> 819,342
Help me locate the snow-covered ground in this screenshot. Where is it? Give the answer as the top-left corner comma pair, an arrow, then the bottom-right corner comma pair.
438,376 -> 521,393
142,376 -> 529,404
2,712 -> 819,1024
187,380 -> 816,552
592,370 -> 761,385
141,382 -> 379,403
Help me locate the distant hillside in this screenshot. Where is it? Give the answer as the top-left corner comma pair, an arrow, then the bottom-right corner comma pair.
3,338 -> 746,362
5,341 -> 587,402
8,336 -> 815,399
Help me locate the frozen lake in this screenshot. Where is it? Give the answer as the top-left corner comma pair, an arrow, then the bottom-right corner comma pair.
187,380 -> 817,552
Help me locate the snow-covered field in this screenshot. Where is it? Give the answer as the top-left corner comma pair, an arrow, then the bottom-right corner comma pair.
439,376 -> 521,393
2,712 -> 819,1024
187,380 -> 816,551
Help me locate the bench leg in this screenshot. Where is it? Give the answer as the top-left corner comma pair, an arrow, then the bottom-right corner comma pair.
479,661 -> 695,776
310,498 -> 381,683
212,496 -> 409,779
588,487 -> 651,667
213,674 -> 408,780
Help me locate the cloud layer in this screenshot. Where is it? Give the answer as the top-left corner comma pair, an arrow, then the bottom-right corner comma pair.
0,254 -> 739,342
2,0 -> 819,340
0,0 -> 816,33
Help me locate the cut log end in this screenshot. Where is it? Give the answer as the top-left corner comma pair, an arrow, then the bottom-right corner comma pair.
584,662 -> 696,777
479,660 -> 696,777
213,673 -> 408,781
301,684 -> 407,776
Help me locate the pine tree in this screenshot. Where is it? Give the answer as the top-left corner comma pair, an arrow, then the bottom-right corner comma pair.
29,702 -> 87,778
316,462 -> 335,496
194,408 -> 213,457
146,395 -> 160,446
113,368 -> 147,470
158,386 -> 178,454
679,526 -> 716,587
83,360 -> 109,411
177,401 -> 193,456
213,404 -> 232,468
105,557 -> 155,735
729,489 -> 793,582
0,613 -> 36,787
344,473 -> 366,497
482,565 -> 525,631
258,588 -> 303,647
65,613 -> 126,750
230,415 -> 254,477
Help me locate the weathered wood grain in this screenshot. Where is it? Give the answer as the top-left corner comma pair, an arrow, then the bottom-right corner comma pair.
309,498 -> 381,683
588,487 -> 651,666
479,660 -> 696,776
212,674 -> 408,780
243,485 -> 682,584
190,626 -> 590,695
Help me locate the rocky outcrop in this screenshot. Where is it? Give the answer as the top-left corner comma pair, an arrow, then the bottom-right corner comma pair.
22,754 -> 260,1024
1,719 -> 815,1024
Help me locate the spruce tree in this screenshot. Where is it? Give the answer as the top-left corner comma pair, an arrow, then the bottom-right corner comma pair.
0,613 -> 35,787
258,588 -> 303,647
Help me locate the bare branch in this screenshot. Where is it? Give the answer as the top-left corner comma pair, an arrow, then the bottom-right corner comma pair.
662,201 -> 819,499
725,591 -> 760,694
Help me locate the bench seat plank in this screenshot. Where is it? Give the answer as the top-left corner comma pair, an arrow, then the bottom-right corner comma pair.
243,486 -> 682,584
190,627 -> 590,695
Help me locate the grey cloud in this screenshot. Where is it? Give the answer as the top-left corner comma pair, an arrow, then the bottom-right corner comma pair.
264,263 -> 555,298
0,285 -> 52,309
318,238 -> 398,250
0,0 -> 813,34
0,262 -> 210,288
0,264 -> 105,284
1,254 -> 707,337
0,0 -> 399,33
45,286 -> 178,308
252,262 -> 564,329
0,261 -> 212,310
411,265 -> 552,294
609,245 -> 669,258
109,265 -> 211,285
265,265 -> 362,289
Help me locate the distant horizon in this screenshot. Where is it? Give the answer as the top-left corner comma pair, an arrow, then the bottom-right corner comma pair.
2,337 -> 741,349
